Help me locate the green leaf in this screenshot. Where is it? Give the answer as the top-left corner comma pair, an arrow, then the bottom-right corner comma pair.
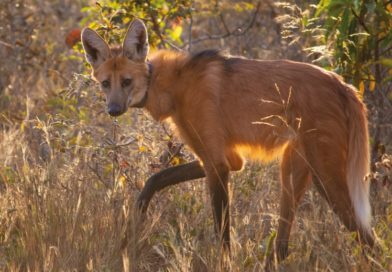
315,0 -> 331,16
382,75 -> 392,84
338,8 -> 351,39
380,58 -> 392,68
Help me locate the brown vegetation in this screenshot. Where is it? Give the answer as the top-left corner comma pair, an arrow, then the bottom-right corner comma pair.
0,0 -> 391,271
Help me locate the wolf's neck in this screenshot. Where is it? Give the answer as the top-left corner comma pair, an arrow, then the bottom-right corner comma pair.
144,50 -> 188,121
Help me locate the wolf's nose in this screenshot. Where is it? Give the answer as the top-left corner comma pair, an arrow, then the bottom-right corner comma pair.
107,103 -> 123,116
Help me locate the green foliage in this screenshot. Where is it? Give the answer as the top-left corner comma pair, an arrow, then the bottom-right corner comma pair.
310,0 -> 392,92
80,0 -> 193,48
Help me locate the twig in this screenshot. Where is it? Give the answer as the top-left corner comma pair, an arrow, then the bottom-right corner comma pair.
0,40 -> 13,48
161,123 -> 173,139
112,118 -> 119,188
381,44 -> 392,55
163,39 -> 184,51
164,144 -> 184,168
219,12 -> 230,34
114,138 -> 137,148
87,162 -> 111,189
183,1 -> 261,47
146,0 -> 166,48
351,7 -> 370,34
188,5 -> 194,52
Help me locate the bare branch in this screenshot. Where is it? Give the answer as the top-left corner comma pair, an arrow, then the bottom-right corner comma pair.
351,7 -> 370,34
164,143 -> 184,168
188,3 -> 194,52
0,40 -> 13,48
145,0 -> 166,48
184,1 -> 261,47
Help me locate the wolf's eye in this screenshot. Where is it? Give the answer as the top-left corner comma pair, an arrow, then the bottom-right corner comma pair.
122,78 -> 132,88
101,80 -> 110,88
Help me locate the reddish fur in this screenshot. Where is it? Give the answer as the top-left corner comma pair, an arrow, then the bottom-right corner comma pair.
83,22 -> 374,261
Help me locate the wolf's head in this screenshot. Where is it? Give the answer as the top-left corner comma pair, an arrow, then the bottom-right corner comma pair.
81,19 -> 150,116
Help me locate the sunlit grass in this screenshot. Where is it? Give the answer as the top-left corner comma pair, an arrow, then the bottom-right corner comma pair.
0,0 -> 391,271
1,95 -> 391,270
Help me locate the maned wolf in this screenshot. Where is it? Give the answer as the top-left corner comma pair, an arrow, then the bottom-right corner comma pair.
81,19 -> 374,262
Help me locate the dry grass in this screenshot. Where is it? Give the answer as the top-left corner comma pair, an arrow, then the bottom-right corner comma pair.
1,1 -> 392,271
0,75 -> 391,271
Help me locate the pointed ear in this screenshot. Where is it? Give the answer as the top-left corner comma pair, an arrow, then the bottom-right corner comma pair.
81,28 -> 110,69
122,19 -> 149,62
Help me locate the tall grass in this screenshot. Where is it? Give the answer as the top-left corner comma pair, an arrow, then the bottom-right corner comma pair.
1,0 -> 391,271
1,89 -> 391,270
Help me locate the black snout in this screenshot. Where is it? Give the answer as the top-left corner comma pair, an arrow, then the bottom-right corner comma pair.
107,103 -> 123,117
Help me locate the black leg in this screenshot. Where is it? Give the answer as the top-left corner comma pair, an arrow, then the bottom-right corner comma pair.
204,162 -> 231,251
